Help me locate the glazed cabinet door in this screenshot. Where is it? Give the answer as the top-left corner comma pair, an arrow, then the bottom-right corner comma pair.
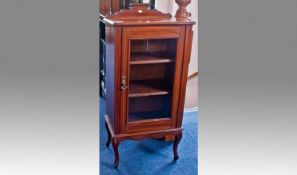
120,26 -> 185,133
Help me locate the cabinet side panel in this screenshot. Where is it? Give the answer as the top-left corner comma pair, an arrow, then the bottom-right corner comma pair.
105,25 -> 116,130
169,26 -> 185,128
176,25 -> 194,128
113,27 -> 122,134
105,25 -> 122,134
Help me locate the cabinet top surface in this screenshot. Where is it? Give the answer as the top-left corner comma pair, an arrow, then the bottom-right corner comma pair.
103,4 -> 195,26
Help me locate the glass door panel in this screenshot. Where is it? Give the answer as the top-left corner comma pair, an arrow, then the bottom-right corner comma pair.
127,39 -> 177,122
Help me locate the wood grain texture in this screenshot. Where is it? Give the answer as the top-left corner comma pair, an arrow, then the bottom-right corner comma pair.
103,4 -> 195,26
105,115 -> 182,141
129,79 -> 170,97
175,0 -> 191,19
99,0 -> 121,16
130,53 -> 174,65
176,25 -> 194,128
102,3 -> 195,168
106,3 -> 171,21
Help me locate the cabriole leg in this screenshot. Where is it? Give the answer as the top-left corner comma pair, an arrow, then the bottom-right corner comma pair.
105,122 -> 111,147
112,138 -> 120,168
173,132 -> 182,160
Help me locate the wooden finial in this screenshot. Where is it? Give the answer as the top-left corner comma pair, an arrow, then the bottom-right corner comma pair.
175,0 -> 191,19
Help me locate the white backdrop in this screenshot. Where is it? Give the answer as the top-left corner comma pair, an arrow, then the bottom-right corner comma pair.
156,0 -> 198,76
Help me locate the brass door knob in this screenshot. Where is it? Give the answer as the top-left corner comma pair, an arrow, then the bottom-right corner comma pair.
121,76 -> 128,91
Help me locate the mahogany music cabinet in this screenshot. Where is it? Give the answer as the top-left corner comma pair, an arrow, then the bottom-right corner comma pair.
103,2 -> 195,168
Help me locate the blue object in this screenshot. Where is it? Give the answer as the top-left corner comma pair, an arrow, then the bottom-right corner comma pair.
100,98 -> 198,175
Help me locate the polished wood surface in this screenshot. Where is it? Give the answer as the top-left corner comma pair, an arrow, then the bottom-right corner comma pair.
175,0 -> 192,19
105,3 -> 171,21
130,53 -> 174,65
102,3 -> 195,168
104,3 -> 194,26
129,79 -> 170,97
99,1 -> 158,100
99,0 -> 121,16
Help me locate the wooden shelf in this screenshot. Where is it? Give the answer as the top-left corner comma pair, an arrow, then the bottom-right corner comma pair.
128,80 -> 171,98
128,111 -> 170,122
130,53 -> 174,65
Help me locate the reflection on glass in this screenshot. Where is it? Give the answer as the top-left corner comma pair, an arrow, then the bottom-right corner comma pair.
128,39 -> 177,122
